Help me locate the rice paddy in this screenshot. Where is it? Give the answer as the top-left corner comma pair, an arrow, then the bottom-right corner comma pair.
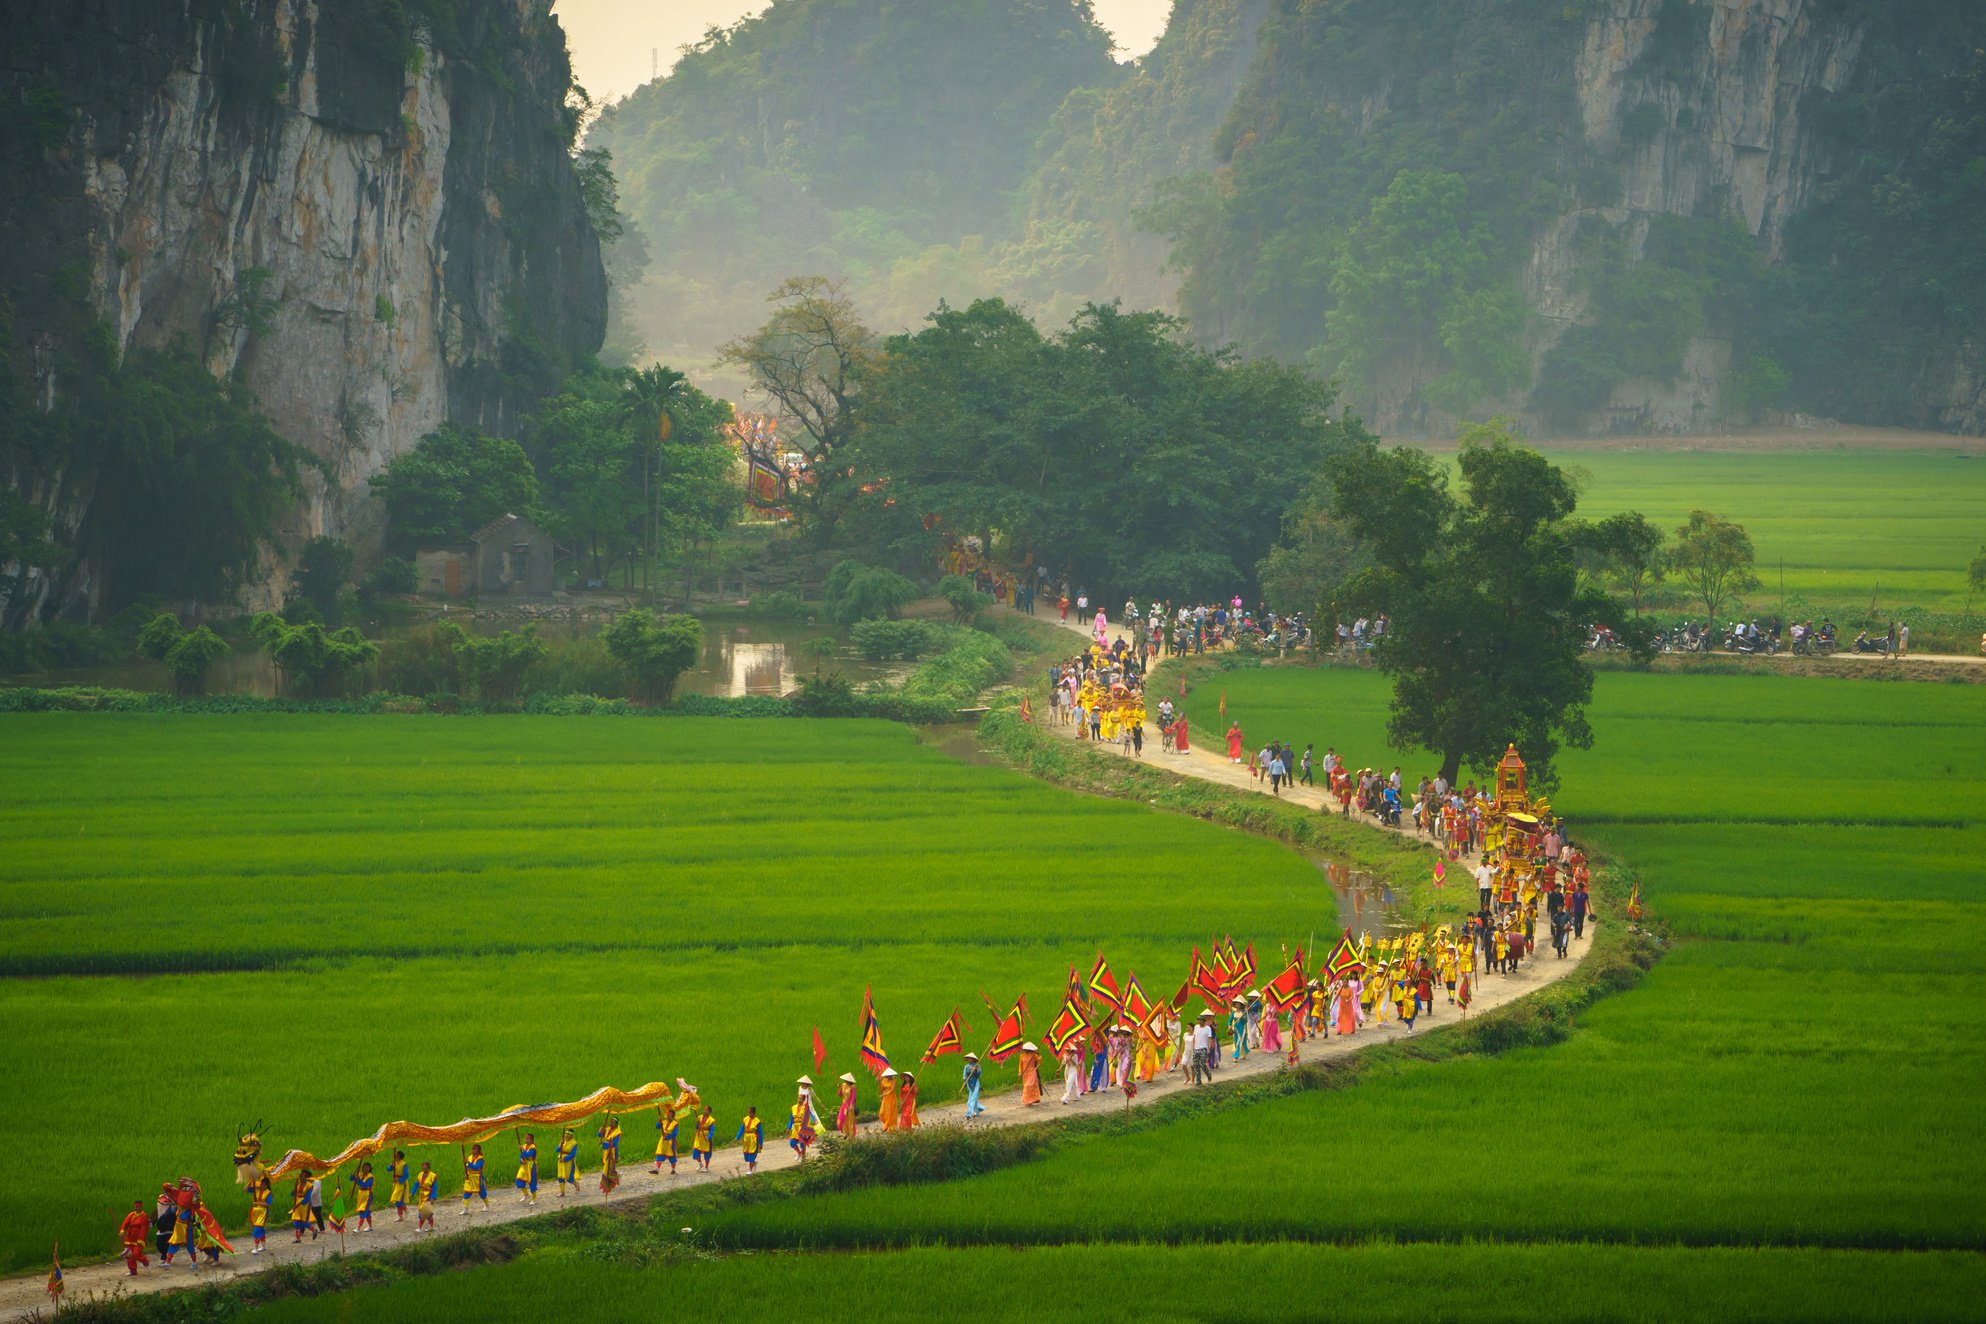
1436,446 -> 1986,613
0,715 -> 1338,1272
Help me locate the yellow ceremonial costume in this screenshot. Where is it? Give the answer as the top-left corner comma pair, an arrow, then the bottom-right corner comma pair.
878,1073 -> 900,1130
555,1135 -> 580,1187
388,1158 -> 409,1209
413,1171 -> 437,1207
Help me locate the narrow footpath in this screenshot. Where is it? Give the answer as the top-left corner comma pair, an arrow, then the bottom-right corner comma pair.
1,615 -> 1598,1320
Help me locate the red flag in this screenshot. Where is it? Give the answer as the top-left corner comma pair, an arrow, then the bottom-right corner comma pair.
1326,932 -> 1364,978
1433,858 -> 1446,889
921,1008 -> 968,1063
985,994 -> 1026,1062
1047,994 -> 1092,1054
1086,953 -> 1124,1010
1219,689 -> 1227,719
1124,973 -> 1153,1023
1178,676 -> 1186,698
1207,942 -> 1234,985
1170,980 -> 1192,1011
1021,694 -> 1034,724
1263,959 -> 1306,1013
858,986 -> 890,1077
811,1025 -> 828,1074
1225,940 -> 1257,994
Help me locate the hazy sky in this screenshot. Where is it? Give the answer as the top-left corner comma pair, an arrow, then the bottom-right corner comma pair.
553,0 -> 1175,105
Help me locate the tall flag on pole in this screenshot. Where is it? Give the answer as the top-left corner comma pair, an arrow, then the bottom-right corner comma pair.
1223,940 -> 1256,994
1433,858 -> 1446,889
1219,690 -> 1227,719
1086,953 -> 1124,1011
921,1009 -> 969,1063
985,996 -> 1026,1062
1047,994 -> 1093,1055
1123,972 -> 1153,1023
858,986 -> 890,1077
1326,932 -> 1365,978
46,1243 -> 61,1302
1263,959 -> 1307,1013
811,1024 -> 829,1074
1020,694 -> 1034,724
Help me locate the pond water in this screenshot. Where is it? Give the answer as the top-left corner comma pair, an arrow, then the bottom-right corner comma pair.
2,615 -> 905,700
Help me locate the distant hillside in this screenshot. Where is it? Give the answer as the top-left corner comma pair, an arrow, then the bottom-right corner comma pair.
587,0 -> 1118,365
596,0 -> 1986,437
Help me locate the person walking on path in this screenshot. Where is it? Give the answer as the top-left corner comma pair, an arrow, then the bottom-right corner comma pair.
1227,723 -> 1244,764
963,1053 -> 984,1118
835,1073 -> 859,1138
1019,1043 -> 1044,1105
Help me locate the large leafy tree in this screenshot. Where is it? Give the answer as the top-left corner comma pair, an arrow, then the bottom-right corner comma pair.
526,366 -> 736,587
1328,420 -> 1621,788
1668,509 -> 1759,623
847,298 -> 1365,600
368,423 -> 539,550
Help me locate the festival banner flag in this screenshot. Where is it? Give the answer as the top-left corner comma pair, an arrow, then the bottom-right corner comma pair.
1263,959 -> 1307,1013
1219,689 -> 1227,719
1433,858 -> 1446,889
1170,979 -> 1192,1011
1208,941 -> 1235,985
921,1008 -> 968,1063
1086,953 -> 1124,1010
46,1243 -> 61,1303
1124,973 -> 1153,1023
858,986 -> 890,1078
1178,676 -> 1186,698
1020,694 -> 1034,724
1227,941 -> 1257,993
1047,994 -> 1093,1055
1326,933 -> 1364,977
811,1024 -> 829,1074
985,995 -> 1026,1063
1190,948 -> 1226,1007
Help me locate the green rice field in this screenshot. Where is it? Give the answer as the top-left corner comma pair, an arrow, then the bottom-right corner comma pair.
208,666 -> 1986,1320
577,672 -> 1984,1276
0,716 -> 1342,1273
253,1241 -> 1986,1324
1436,446 -> 1986,614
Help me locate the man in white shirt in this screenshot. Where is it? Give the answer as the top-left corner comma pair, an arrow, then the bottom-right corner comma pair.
1474,861 -> 1494,910
1190,1015 -> 1217,1086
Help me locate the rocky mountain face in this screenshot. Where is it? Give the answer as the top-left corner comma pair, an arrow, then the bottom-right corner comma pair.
2,0 -> 604,621
1156,0 -> 1986,436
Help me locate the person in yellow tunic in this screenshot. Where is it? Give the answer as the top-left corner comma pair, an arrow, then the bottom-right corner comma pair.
878,1068 -> 901,1130
735,1108 -> 765,1174
899,1072 -> 920,1129
514,1133 -> 539,1203
285,1180 -> 310,1243
598,1115 -> 623,1195
1019,1042 -> 1043,1105
246,1177 -> 270,1254
1366,964 -> 1388,1023
554,1129 -> 580,1196
1439,943 -> 1460,1003
787,1097 -> 818,1160
413,1161 -> 438,1232
1135,1022 -> 1162,1082
460,1143 -> 488,1215
652,1104 -> 681,1175
353,1159 -> 376,1229
387,1150 -> 410,1220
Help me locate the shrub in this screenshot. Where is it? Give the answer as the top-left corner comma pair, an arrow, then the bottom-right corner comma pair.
602,609 -> 703,702
937,573 -> 991,623
850,619 -> 942,660
749,590 -> 814,621
249,612 -> 380,697
822,559 -> 919,624
133,613 -> 231,694
364,557 -> 420,597
442,622 -> 547,704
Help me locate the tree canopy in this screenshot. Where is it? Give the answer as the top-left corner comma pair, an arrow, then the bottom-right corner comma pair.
1325,420 -> 1625,788
843,298 -> 1367,601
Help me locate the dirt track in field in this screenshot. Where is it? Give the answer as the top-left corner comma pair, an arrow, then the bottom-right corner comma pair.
0,620 -> 1599,1321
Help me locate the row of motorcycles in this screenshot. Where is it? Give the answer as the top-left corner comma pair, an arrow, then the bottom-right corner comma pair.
1592,620 -> 1899,656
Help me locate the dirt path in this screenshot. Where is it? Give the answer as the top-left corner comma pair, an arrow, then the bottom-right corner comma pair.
1,618 -> 1599,1321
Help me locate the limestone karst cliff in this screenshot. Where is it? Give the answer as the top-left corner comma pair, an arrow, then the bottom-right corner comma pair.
2,0 -> 605,622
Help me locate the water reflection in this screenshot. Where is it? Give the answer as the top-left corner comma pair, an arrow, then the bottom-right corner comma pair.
1314,855 -> 1409,936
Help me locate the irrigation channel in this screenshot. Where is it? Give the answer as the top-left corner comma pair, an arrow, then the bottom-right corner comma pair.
0,614 -> 1596,1319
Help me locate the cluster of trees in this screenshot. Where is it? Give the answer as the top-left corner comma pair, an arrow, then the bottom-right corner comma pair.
1266,418 -> 1774,788
720,281 -> 1372,603
369,363 -> 737,591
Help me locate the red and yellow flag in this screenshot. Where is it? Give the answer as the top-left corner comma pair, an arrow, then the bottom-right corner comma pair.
1326,932 -> 1364,977
985,995 -> 1026,1063
1086,953 -> 1124,1010
811,1024 -> 828,1074
858,986 -> 890,1077
1263,959 -> 1307,1013
1124,972 -> 1153,1023
1047,994 -> 1093,1055
920,1008 -> 969,1063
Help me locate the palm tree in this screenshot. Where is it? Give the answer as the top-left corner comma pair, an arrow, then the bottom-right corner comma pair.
618,366 -> 688,596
